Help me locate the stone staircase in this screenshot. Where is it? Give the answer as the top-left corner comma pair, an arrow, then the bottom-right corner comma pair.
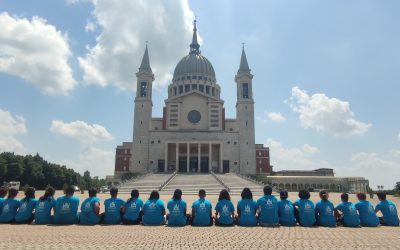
117,173 -> 173,194
214,173 -> 265,196
161,173 -> 224,195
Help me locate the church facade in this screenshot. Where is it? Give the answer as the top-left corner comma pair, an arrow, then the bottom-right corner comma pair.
113,22 -> 271,177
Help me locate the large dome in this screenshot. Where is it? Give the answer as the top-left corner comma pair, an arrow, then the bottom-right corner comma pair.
173,53 -> 215,80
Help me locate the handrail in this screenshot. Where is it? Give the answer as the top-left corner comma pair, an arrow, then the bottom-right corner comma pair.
236,173 -> 279,193
211,171 -> 230,192
159,170 -> 178,191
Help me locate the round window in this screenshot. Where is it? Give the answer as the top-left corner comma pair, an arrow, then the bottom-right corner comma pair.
187,110 -> 201,124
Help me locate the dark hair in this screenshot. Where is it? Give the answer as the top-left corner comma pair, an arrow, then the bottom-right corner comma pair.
127,189 -> 139,203
280,190 -> 288,200
173,189 -> 182,200
198,189 -> 206,197
8,188 -> 18,198
298,189 -> 310,200
149,190 -> 160,200
40,186 -> 55,202
263,185 -> 272,195
218,189 -> 231,201
340,193 -> 349,202
24,187 -> 35,202
356,193 -> 367,200
110,187 -> 118,196
65,186 -> 75,196
0,187 -> 7,198
319,190 -> 329,201
241,187 -> 253,200
377,192 -> 386,201
88,188 -> 98,197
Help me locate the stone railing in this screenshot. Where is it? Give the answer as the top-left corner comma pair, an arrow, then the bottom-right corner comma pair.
159,170 -> 178,191
211,171 -> 230,192
235,173 -> 264,186
116,172 -> 152,188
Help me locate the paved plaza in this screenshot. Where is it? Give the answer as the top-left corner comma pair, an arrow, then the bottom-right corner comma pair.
0,191 -> 399,249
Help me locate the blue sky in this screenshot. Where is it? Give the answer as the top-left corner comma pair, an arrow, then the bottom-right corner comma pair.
0,0 -> 399,188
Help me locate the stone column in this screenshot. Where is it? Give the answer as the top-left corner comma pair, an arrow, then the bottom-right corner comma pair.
186,143 -> 190,173
175,143 -> 179,172
164,143 -> 168,172
209,143 -> 212,172
198,143 -> 201,172
219,143 -> 223,173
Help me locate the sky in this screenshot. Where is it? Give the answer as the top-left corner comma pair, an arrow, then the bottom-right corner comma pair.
0,0 -> 399,189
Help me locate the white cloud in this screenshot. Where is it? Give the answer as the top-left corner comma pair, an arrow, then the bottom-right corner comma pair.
62,147 -> 114,178
288,86 -> 371,137
78,0 -> 196,91
265,138 -> 328,171
85,21 -> 96,32
0,12 -> 76,95
50,120 -> 113,144
398,132 -> 400,141
0,108 -> 27,153
267,112 -> 286,122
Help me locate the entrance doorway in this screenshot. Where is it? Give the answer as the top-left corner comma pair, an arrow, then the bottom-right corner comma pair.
178,157 -> 187,172
223,160 -> 230,173
158,160 -> 165,172
200,157 -> 209,173
189,157 -> 198,172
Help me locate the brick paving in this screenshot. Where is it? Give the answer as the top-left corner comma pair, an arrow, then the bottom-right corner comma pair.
0,191 -> 399,249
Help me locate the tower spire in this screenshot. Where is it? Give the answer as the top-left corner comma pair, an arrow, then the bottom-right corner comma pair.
189,18 -> 200,55
139,43 -> 152,72
238,45 -> 250,74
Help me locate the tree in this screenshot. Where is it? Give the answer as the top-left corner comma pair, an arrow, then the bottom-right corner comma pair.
82,170 -> 92,190
0,156 -> 7,183
395,182 -> 400,194
6,162 -> 23,181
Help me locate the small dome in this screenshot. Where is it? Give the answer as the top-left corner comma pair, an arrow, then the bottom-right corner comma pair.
173,53 -> 215,80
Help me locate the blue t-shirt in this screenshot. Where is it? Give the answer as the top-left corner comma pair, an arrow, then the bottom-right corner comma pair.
15,198 -> 37,223
277,200 -> 296,226
123,198 -> 144,222
237,199 -> 257,226
355,200 -> 379,227
167,199 -> 187,226
335,202 -> 360,227
375,200 -> 399,226
294,199 -> 316,227
54,196 -> 80,224
104,197 -> 125,224
0,198 -> 5,212
0,198 -> 20,223
192,198 -> 212,226
80,197 -> 101,225
215,199 -> 235,225
315,200 -> 336,227
257,195 -> 279,226
34,197 -> 56,224
142,199 -> 165,225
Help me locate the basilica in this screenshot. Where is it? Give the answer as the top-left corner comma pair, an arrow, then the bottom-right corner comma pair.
113,21 -> 271,177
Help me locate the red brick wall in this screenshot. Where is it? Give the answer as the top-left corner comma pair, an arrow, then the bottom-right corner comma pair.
255,148 -> 271,174
114,148 -> 132,172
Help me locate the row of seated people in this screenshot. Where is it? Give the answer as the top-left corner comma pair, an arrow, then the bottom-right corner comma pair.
0,185 -> 398,227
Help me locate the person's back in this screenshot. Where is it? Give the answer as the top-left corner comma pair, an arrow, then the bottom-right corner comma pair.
375,192 -> 399,226
0,187 -> 7,213
104,187 -> 125,225
192,191 -> 212,226
237,199 -> 257,226
54,186 -> 80,224
294,190 -> 316,227
0,188 -> 20,223
142,191 -> 165,225
257,186 -> 278,226
80,189 -> 101,225
335,193 -> 360,227
215,189 -> 235,226
355,193 -> 379,227
15,187 -> 37,223
277,191 -> 296,226
315,190 -> 336,227
167,199 -> 187,226
122,190 -> 143,224
34,187 -> 56,224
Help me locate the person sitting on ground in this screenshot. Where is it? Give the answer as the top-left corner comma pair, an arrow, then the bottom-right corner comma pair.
334,193 -> 360,227
0,187 -> 7,212
277,190 -> 296,227
293,189 -> 316,227
166,189 -> 189,227
15,187 -> 37,224
142,190 -> 166,226
103,187 -> 125,225
214,189 -> 235,226
122,189 -> 143,225
34,186 -> 56,224
80,188 -> 101,225
0,188 -> 20,223
191,189 -> 212,226
257,186 -> 279,227
236,187 -> 257,226
315,190 -> 336,227
354,192 -> 379,227
375,192 -> 399,226
54,185 -> 80,224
